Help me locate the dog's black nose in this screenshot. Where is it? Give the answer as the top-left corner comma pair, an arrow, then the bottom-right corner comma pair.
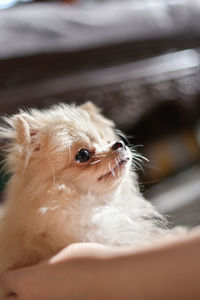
112,141 -> 126,151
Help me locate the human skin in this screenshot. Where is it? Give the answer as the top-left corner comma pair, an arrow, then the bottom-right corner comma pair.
1,228 -> 200,300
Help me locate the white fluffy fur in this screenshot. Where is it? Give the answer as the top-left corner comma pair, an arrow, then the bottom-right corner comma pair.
0,102 -> 173,295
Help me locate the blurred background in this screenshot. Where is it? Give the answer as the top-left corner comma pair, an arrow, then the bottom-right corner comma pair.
0,0 -> 200,227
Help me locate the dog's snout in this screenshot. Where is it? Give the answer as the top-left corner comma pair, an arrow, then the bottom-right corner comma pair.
112,141 -> 126,151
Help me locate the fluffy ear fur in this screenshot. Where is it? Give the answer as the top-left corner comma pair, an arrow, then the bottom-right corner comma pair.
0,113 -> 40,173
14,116 -> 32,145
0,114 -> 38,146
80,101 -> 101,114
80,101 -> 115,128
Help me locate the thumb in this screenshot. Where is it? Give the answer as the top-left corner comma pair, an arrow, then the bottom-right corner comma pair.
0,269 -> 20,297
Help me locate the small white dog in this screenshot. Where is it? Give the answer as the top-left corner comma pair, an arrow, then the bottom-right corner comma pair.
0,102 -> 172,291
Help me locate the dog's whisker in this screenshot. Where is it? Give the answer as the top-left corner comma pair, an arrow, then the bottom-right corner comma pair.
108,162 -> 112,173
131,150 -> 149,162
111,167 -> 115,177
115,158 -> 119,170
90,159 -> 102,165
131,160 -> 145,173
133,154 -> 149,163
108,161 -> 115,177
93,154 -> 107,158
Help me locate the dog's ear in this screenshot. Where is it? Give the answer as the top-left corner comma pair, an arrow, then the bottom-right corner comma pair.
80,101 -> 101,114
14,116 -> 33,145
0,114 -> 39,147
14,115 -> 41,152
80,101 -> 115,129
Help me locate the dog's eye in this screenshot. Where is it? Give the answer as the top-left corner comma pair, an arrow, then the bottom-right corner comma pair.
75,149 -> 91,163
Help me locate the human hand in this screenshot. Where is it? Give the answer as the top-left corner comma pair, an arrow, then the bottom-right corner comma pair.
0,243 -> 118,300
2,230 -> 200,300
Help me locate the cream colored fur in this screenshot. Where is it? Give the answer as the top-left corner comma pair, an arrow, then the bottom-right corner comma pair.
0,102 -> 176,296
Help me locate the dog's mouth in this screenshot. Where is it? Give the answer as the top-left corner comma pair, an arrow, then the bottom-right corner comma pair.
98,157 -> 130,181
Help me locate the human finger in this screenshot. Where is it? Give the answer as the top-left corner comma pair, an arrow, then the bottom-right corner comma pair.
5,295 -> 18,300
0,270 -> 19,297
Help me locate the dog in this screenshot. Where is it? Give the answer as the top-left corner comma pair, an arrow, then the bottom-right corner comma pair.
0,101 -> 174,295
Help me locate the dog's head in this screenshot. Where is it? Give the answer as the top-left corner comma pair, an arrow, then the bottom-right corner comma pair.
0,102 -> 132,194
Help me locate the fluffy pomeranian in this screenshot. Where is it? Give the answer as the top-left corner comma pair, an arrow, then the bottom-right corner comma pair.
0,102 -> 171,282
